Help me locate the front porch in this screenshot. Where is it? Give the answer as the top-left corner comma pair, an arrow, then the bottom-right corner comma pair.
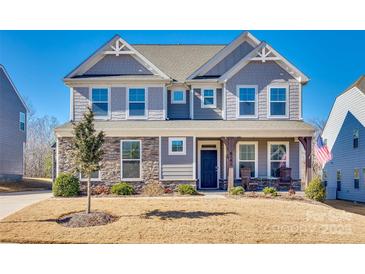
195,137 -> 312,191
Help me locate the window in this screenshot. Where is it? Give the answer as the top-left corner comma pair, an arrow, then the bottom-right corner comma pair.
237,86 -> 257,117
19,112 -> 25,131
121,140 -> 141,179
353,129 -> 359,148
80,171 -> 100,181
171,90 -> 186,104
354,168 -> 360,189
269,86 -> 287,117
91,88 -> 109,117
322,169 -> 328,187
201,89 -> 216,108
336,170 -> 342,191
128,88 -> 146,117
168,137 -> 186,155
268,142 -> 289,177
237,142 -> 257,178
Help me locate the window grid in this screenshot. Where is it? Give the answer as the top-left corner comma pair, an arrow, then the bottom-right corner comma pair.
168,137 -> 186,155
201,89 -> 216,108
238,87 -> 257,117
121,140 -> 142,180
128,88 -> 146,117
269,87 -> 287,117
91,88 -> 109,118
238,144 -> 256,178
171,90 -> 186,104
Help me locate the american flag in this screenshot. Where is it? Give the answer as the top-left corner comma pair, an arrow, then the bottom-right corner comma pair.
314,136 -> 332,167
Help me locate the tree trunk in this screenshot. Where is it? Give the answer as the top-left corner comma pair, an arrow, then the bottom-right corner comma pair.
86,175 -> 91,214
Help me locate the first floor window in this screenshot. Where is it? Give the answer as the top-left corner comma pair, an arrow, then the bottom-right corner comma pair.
80,171 -> 100,181
129,88 -> 146,117
269,86 -> 287,117
92,88 -> 109,117
238,143 -> 256,177
168,137 -> 186,155
354,168 -> 360,189
268,142 -> 289,177
322,169 -> 328,187
201,88 -> 216,108
171,90 -> 186,104
121,140 -> 141,179
238,86 -> 257,117
353,129 -> 359,148
337,170 -> 342,191
19,112 -> 25,131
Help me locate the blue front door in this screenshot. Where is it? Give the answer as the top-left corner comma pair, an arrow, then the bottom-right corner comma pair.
201,150 -> 218,188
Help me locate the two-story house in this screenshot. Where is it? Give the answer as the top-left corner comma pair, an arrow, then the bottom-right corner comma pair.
55,31 -> 314,191
322,76 -> 365,202
0,65 -> 28,182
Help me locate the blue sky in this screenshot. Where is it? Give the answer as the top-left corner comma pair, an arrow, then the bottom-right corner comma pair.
0,30 -> 364,124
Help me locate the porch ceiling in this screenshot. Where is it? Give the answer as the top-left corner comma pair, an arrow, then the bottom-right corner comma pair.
55,120 -> 314,138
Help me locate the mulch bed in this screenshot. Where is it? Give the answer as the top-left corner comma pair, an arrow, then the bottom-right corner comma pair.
57,211 -> 117,228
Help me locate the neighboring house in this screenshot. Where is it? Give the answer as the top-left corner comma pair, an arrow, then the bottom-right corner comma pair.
55,31 -> 314,191
0,65 -> 28,182
322,76 -> 365,202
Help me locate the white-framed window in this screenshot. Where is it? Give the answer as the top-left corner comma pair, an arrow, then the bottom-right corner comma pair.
80,171 -> 100,181
171,90 -> 186,104
128,88 -> 147,118
237,85 -> 258,118
268,85 -> 288,118
168,137 -> 186,155
353,129 -> 359,148
91,88 -> 109,118
236,141 -> 258,178
19,112 -> 25,131
121,140 -> 142,180
201,88 -> 216,108
267,142 -> 289,177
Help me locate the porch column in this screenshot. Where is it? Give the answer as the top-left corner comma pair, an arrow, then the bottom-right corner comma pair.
298,137 -> 313,187
221,137 -> 238,190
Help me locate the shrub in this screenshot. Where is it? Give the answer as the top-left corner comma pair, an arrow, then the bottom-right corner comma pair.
305,177 -> 326,202
229,186 -> 245,195
111,182 -> 135,195
53,173 -> 80,197
263,187 -> 278,197
177,184 -> 197,195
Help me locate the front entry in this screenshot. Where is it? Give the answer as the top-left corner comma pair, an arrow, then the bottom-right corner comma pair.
200,150 -> 218,188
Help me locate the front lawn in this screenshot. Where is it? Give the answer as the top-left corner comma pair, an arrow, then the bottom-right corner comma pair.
0,197 -> 364,243
0,178 -> 52,193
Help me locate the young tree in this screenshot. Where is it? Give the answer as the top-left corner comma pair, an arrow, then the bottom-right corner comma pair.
72,107 -> 105,214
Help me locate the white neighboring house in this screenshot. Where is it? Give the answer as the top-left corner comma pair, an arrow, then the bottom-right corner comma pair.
322,76 -> 365,201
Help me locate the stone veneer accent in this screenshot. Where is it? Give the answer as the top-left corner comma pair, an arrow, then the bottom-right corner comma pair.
57,137 -> 160,193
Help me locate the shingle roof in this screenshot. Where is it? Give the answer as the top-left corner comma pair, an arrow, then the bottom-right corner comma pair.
346,75 -> 365,94
55,120 -> 314,137
133,45 -> 225,82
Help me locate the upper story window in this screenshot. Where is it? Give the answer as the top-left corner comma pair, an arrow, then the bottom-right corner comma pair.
353,129 -> 359,148
354,168 -> 360,189
237,86 -> 257,118
268,142 -> 289,177
19,112 -> 25,131
201,88 -> 216,108
168,137 -> 186,155
91,88 -> 109,118
171,90 -> 186,104
128,88 -> 146,118
269,86 -> 288,117
121,140 -> 141,179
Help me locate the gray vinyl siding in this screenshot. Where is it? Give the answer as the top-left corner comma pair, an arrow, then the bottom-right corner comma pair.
233,138 -> 300,180
73,87 -> 89,121
167,90 -> 190,119
0,68 -> 26,176
148,87 -> 164,120
225,61 -> 300,120
205,42 -> 255,76
160,137 -> 194,180
111,87 -> 126,120
83,55 -> 153,76
193,88 -> 223,120
73,86 -> 164,121
325,112 -> 365,202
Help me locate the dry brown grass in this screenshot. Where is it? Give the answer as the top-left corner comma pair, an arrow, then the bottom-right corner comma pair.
1,197 -> 365,243
0,178 -> 52,193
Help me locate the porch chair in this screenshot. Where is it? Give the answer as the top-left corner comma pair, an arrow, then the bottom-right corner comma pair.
278,167 -> 293,190
240,167 -> 258,191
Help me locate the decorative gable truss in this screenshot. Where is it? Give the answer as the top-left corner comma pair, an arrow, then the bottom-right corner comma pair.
251,46 -> 280,62
65,35 -> 170,80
